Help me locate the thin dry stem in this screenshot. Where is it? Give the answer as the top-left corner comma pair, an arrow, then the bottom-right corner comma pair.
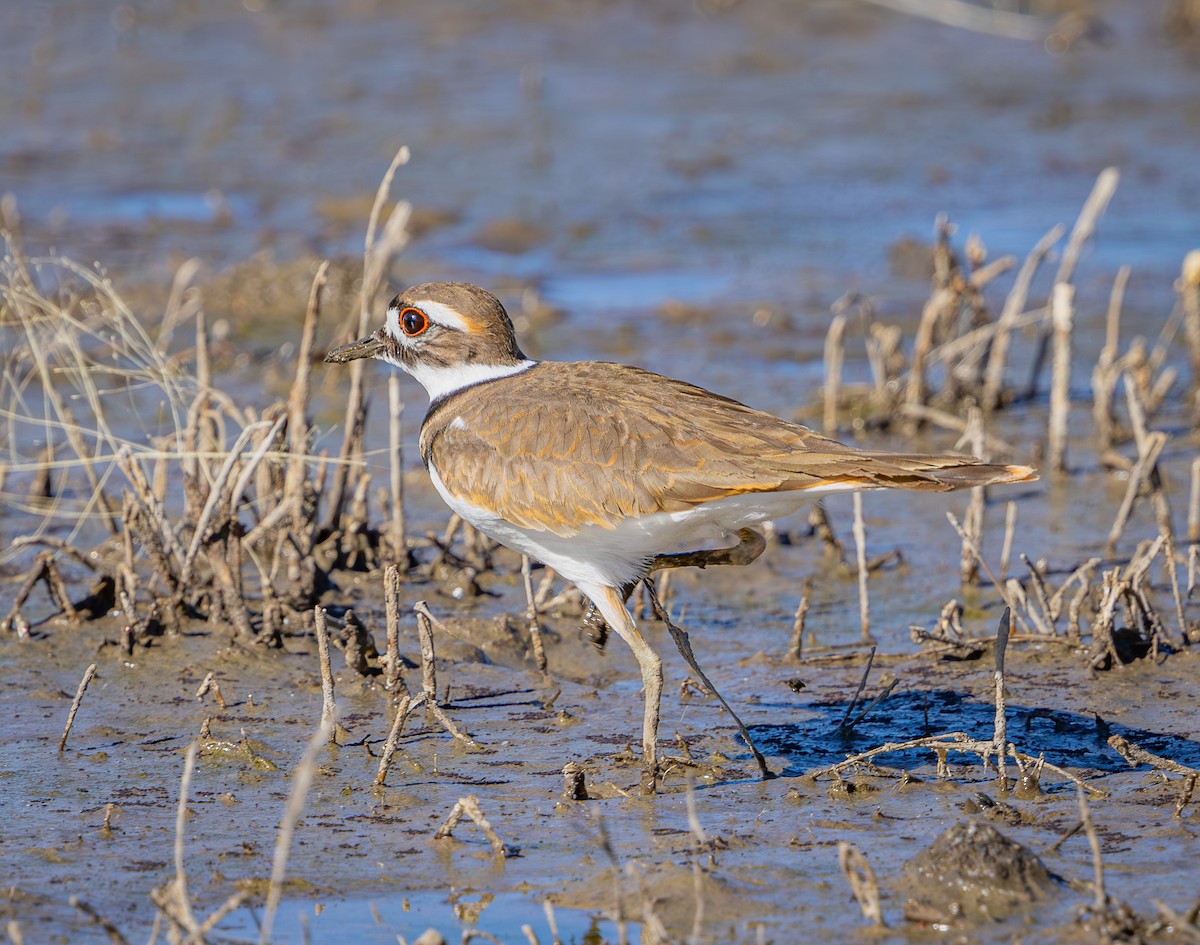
59,662 -> 98,752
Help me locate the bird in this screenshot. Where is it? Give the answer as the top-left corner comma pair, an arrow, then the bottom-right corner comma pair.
326,281 -> 1036,793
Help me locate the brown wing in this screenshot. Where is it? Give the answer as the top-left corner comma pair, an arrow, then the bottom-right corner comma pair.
421,361 -> 1034,536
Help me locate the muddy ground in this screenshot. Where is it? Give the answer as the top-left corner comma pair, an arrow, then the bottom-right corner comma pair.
5,530 -> 1200,944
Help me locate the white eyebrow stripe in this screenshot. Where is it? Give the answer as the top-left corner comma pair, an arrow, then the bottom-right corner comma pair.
413,299 -> 469,332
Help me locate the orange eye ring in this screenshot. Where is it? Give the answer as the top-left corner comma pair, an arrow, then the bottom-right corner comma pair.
399,306 -> 429,337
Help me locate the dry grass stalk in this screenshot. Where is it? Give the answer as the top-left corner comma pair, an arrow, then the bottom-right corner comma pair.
194,672 -> 226,709
521,555 -> 549,674
839,645 -> 877,731
324,146 -> 411,534
852,491 -> 870,640
414,600 -> 439,702
1181,249 -> 1200,392
1089,538 -> 1169,670
992,608 -> 1012,790
945,511 -> 1030,635
1077,783 -> 1108,917
1108,733 -> 1199,781
383,563 -> 406,692
1105,427 -> 1168,554
433,795 -> 514,857
788,581 -> 811,660
412,601 -> 483,748
999,500 -> 1017,583
1047,281 -> 1074,473
1,550 -> 80,634
958,408 -> 986,586
811,731 -> 1101,795
683,780 -> 709,944
313,607 -> 338,742
903,283 -> 951,417
171,742 -> 200,935
69,897 -> 131,945
823,311 -> 846,436
150,739 -> 249,945
981,224 -> 1064,411
837,842 -> 886,928
259,716 -> 334,945
1058,168 -> 1120,286
1091,265 -> 1130,451
374,693 -> 423,787
1024,168 -> 1120,403
59,662 -> 98,752
910,600 -> 990,657
1190,458 -> 1200,543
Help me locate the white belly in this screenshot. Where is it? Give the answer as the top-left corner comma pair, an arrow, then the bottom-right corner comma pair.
427,461 -> 859,589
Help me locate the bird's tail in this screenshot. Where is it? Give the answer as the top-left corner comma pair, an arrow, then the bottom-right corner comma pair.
849,454 -> 1038,492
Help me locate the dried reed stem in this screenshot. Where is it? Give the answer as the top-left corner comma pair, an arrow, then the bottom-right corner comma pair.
1189,458 -> 1200,543
1181,249 -> 1200,391
852,492 -> 870,640
313,607 -> 337,742
383,563 -> 405,692
993,608 -> 1011,790
412,601 -> 482,747
259,716 -> 334,945
281,261 -> 328,521
1105,429 -> 1167,553
1058,168 -> 1120,286
434,795 -> 512,857
981,224 -> 1064,411
840,646 -> 876,731
522,555 -> 549,674
1108,733 -> 1200,779
1047,282 -> 1074,473
837,842 -> 885,927
59,663 -> 98,752
414,601 -> 439,702
326,146 -> 412,533
1092,265 -> 1129,450
789,582 -> 811,660
823,312 -> 846,436
374,693 -> 421,786
1077,783 -> 1108,914
999,500 -> 1017,583
171,741 -> 200,934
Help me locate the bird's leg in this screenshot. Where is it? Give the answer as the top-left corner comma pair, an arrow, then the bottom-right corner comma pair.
578,530 -> 765,648
648,526 -> 766,575
583,583 -> 663,795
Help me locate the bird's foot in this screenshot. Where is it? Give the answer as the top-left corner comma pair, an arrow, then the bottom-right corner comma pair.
648,526 -> 766,573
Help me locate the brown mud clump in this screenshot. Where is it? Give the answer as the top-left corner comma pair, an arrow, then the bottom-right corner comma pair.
901,819 -> 1057,927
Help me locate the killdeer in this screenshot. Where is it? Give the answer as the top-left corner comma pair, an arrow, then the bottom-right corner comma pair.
327,281 -> 1035,793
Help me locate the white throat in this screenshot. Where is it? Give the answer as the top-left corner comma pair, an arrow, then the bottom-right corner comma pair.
386,353 -> 538,402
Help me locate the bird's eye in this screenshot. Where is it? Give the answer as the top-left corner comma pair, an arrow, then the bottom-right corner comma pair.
399,307 -> 429,337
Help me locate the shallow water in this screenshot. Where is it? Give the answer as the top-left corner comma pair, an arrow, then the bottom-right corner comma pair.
3,2 -> 1200,943
4,1 -> 1198,315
